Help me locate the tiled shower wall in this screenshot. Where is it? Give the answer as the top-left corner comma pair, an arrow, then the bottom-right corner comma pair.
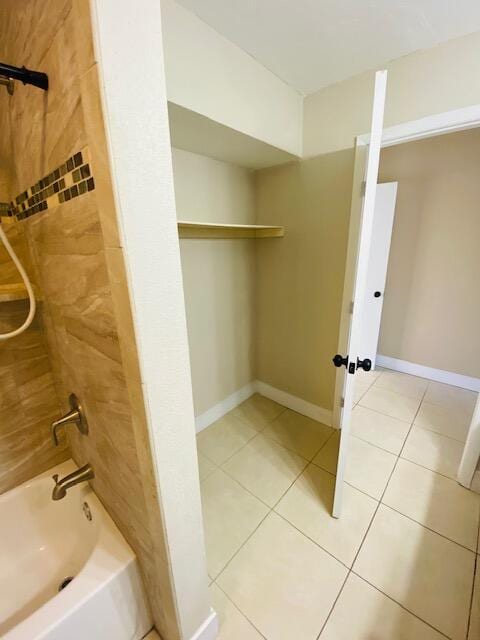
0,1 -> 181,637
0,74 -> 67,491
0,224 -> 67,492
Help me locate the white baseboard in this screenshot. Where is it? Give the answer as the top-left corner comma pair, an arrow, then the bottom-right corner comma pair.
195,382 -> 256,433
189,609 -> 219,640
195,380 -> 333,433
255,380 -> 333,427
376,355 -> 480,393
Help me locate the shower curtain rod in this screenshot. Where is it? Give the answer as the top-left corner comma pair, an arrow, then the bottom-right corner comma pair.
0,62 -> 48,90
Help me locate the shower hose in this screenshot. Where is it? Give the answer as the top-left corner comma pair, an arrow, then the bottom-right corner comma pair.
0,222 -> 36,339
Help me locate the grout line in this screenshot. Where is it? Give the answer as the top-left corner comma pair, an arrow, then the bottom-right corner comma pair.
465,550 -> 478,639
368,383 -> 429,403
213,582 -> 268,639
198,400 -> 287,471
466,513 -> 480,638
317,382 -> 430,638
211,412 -> 339,623
208,400 -> 302,582
210,500 -> 271,582
273,507 -> 351,571
397,453 -> 462,482
353,401 -> 413,424
379,502 -> 478,554
220,447 -> 309,511
348,572 -> 453,640
407,420 -> 469,445
315,571 -> 351,639
204,381 -> 476,638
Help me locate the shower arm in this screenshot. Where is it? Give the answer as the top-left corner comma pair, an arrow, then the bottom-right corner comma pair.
0,62 -> 48,91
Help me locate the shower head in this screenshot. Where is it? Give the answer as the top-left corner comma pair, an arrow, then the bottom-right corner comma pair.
0,76 -> 14,95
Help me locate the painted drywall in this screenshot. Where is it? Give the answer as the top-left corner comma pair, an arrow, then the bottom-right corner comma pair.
303,31 -> 480,157
378,129 -> 480,378
255,151 -> 354,412
160,0 -> 303,156
92,1 -> 213,639
172,148 -> 256,416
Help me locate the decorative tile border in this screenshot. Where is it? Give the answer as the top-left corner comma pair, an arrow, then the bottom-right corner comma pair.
1,148 -> 95,221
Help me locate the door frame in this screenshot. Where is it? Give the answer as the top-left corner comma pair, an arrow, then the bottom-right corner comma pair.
333,104 -> 480,429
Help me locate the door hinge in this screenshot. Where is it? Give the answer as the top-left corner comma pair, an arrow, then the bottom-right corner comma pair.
361,180 -> 366,196
349,300 -> 354,314
340,397 -> 345,408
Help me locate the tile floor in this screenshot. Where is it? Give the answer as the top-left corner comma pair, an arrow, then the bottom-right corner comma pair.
197,370 -> 480,640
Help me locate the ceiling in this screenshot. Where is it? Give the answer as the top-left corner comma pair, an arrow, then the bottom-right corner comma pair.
174,0 -> 480,95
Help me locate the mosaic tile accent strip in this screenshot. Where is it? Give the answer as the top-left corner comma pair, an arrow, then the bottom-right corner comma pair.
4,148 -> 95,221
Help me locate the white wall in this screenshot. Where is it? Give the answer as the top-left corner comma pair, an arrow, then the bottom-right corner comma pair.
303,31 -> 480,157
172,149 -> 256,416
161,0 -> 303,157
91,2 -> 213,639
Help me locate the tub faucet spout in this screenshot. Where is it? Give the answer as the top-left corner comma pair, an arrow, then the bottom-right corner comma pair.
51,464 -> 94,500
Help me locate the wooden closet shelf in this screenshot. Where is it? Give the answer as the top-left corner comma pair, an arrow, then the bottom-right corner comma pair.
0,282 -> 38,302
177,221 -> 284,239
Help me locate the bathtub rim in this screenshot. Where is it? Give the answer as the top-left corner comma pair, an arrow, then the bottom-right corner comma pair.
2,458 -> 149,640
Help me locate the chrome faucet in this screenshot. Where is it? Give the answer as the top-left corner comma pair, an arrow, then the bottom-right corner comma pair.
51,464 -> 95,500
51,393 -> 89,446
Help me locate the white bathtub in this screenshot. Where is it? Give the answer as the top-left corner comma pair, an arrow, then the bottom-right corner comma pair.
0,460 -> 152,640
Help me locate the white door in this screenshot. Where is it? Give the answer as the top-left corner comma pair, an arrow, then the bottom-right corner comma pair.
332,70 -> 387,518
360,182 -> 397,369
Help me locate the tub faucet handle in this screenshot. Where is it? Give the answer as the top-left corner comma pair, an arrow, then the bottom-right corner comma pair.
51,394 -> 89,446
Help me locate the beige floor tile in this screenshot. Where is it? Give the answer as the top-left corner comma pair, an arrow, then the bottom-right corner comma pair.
198,452 -> 216,481
201,469 -> 268,578
383,458 -> 480,550
425,381 -> 478,414
414,401 -> 472,443
354,504 -> 475,640
218,512 -> 347,640
469,565 -> 480,640
312,431 -> 339,474
262,409 -> 332,460
276,464 -> 377,566
401,426 -> 465,479
320,572 -> 445,640
314,431 -> 396,500
353,379 -> 372,404
357,368 -> 382,383
374,370 -> 429,399
210,583 -> 263,640
360,386 -> 421,422
222,434 -> 307,507
197,413 -> 258,466
232,393 -> 285,430
351,404 -> 410,454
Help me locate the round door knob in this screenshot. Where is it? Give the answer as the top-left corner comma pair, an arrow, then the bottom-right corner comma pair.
374,291 -> 382,298
356,357 -> 372,372
332,354 -> 348,368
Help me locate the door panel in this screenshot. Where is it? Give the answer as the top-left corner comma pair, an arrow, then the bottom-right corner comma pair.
332,70 -> 388,518
361,182 -> 397,369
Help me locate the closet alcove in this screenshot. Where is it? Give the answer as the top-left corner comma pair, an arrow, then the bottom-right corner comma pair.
167,99 -> 297,427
